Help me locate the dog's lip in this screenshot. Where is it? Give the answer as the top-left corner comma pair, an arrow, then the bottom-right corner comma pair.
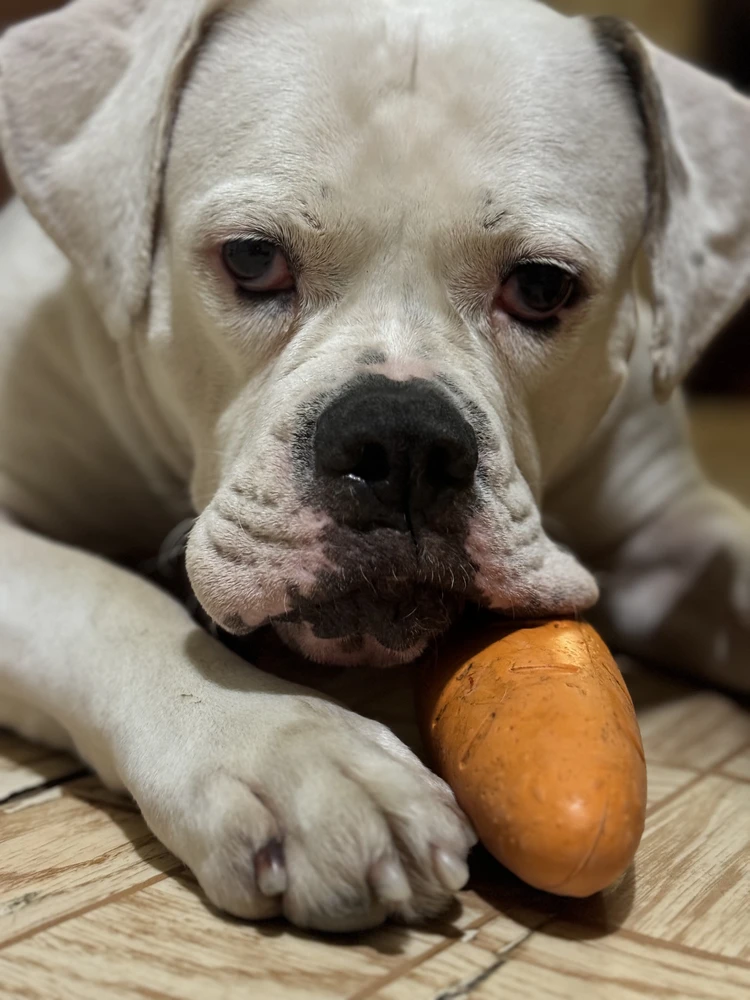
238,603 -> 286,632
268,583 -> 462,622
271,620 -> 432,668
263,584 -> 467,653
233,566 -> 479,635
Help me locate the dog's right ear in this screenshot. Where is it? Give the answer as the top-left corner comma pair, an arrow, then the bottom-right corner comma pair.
0,0 -> 224,338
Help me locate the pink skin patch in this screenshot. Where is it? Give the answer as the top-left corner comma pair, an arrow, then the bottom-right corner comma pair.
237,509 -> 339,629
464,516 -> 518,613
368,359 -> 438,382
188,503 -> 339,632
465,510 -> 600,618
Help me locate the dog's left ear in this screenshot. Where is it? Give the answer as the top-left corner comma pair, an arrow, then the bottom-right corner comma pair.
0,0 -> 224,338
592,17 -> 750,399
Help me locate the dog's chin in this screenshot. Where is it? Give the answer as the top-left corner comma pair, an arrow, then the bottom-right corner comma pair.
272,621 -> 433,668
268,584 -> 465,667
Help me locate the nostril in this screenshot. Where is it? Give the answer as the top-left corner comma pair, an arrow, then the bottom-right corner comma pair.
426,442 -> 478,493
350,442 -> 391,483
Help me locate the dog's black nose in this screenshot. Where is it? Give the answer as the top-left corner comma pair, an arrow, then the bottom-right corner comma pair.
313,376 -> 478,531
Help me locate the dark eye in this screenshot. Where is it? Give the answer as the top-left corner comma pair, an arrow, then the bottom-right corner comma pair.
497,263 -> 577,323
222,239 -> 294,293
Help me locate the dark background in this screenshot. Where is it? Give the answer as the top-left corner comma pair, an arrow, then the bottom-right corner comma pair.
687,0 -> 750,395
1,0 -> 748,394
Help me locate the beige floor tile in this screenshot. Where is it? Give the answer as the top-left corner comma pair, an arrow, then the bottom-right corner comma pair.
0,874 -> 490,1000
477,921 -> 750,1000
364,915 -> 750,1000
359,911 -> 548,1000
565,776 -> 750,961
645,762 -> 697,812
720,747 -> 750,782
636,692 -> 750,770
0,779 -> 182,943
0,732 -> 81,801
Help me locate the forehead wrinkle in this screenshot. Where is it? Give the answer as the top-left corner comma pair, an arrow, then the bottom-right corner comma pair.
408,19 -> 421,93
368,10 -> 424,98
178,2 -> 640,204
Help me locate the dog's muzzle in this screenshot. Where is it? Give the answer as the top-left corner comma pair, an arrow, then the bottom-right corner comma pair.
279,375 -> 480,651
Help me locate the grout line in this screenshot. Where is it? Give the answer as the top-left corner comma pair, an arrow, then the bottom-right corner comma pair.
718,773 -> 750,786
434,915 -> 555,1000
706,743 -> 750,777
0,769 -> 90,809
0,869 -> 181,952
347,909 -> 501,1000
641,743 -> 750,821
614,927 -> 750,971
431,918 -> 555,1000
644,772 -> 706,819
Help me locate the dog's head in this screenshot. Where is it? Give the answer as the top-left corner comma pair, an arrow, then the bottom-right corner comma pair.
3,0 -> 750,665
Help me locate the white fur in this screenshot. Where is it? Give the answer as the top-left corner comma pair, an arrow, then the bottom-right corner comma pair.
0,0 -> 748,931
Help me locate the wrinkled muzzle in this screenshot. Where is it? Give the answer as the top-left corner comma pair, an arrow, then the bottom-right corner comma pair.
186,373 -> 599,667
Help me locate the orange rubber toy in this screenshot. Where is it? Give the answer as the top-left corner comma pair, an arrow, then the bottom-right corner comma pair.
416,618 -> 647,897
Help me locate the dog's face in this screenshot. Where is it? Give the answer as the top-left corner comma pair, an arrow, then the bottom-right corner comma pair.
166,0 -> 650,664
6,0 -> 748,668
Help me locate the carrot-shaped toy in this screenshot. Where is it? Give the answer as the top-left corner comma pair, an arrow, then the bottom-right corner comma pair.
416,618 -> 647,897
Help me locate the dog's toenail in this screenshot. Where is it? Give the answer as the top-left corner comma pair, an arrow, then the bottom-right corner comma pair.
255,838 -> 287,897
432,847 -> 470,892
369,854 -> 412,904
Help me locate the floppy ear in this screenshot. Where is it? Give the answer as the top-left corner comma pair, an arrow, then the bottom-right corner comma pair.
592,17 -> 750,399
0,0 -> 224,337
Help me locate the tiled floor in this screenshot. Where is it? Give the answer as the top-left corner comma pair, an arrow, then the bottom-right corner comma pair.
1,400 -> 749,999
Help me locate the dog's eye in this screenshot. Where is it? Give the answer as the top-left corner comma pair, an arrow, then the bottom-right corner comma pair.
222,239 -> 294,293
497,263 -> 576,324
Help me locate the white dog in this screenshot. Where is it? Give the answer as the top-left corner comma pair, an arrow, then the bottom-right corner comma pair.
0,0 -> 748,932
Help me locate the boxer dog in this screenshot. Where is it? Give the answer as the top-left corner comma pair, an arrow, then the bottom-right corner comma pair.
0,0 -> 748,930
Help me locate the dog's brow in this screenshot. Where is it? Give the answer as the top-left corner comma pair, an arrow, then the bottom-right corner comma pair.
478,190 -> 509,232
483,211 -> 509,231
187,185 -> 333,245
300,208 -> 325,232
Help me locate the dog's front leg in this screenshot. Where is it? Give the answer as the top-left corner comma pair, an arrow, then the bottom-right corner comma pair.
0,519 -> 474,931
547,371 -> 750,694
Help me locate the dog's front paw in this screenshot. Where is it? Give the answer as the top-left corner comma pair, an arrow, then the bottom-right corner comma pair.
132,698 -> 476,932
